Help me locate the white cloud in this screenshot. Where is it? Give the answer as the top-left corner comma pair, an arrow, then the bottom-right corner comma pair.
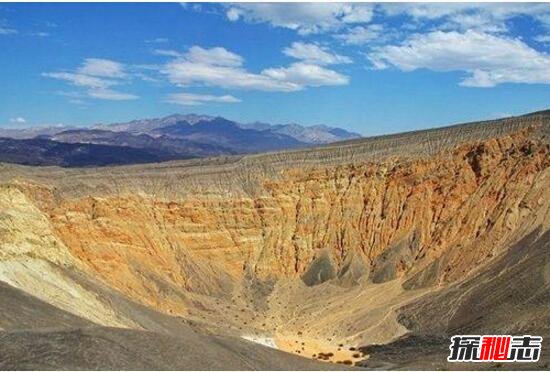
340,4 -> 374,24
162,45 -> 349,92
539,14 -> 550,30
146,37 -> 169,44
336,24 -> 385,45
186,46 -> 243,67
0,27 -> 16,35
77,58 -> 127,78
30,31 -> 50,37
535,34 -> 550,43
226,7 -> 241,22
167,93 -> 241,106
381,3 -> 478,20
132,63 -> 160,71
43,72 -> 112,89
44,59 -> 138,100
54,90 -> 85,98
381,3 -> 550,21
283,42 -> 351,65
153,45 -> 243,67
68,99 -> 86,106
380,3 -> 550,32
212,3 -> 550,37
134,72 -> 159,83
153,49 -> 182,57
0,19 -> 16,35
9,117 -> 26,124
263,62 -> 349,87
44,21 -> 59,28
163,58 -> 299,91
54,91 -> 88,106
193,11 -> 550,98
87,89 -> 138,101
218,3 -> 550,37
368,30 -> 550,87
194,3 -> 550,41
438,12 -> 506,33
224,3 -> 373,34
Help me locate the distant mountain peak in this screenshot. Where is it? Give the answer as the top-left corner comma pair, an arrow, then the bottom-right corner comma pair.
93,114 -> 360,145
239,120 -> 361,144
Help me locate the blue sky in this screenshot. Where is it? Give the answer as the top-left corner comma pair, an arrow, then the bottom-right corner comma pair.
1,3 -> 549,135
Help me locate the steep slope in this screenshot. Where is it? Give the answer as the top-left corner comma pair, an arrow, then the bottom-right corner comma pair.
0,326 -> 344,370
359,229 -> 550,370
0,280 -> 339,370
0,281 -> 93,331
0,110 -> 548,369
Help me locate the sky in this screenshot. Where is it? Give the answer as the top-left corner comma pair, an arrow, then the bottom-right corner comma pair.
0,2 -> 549,136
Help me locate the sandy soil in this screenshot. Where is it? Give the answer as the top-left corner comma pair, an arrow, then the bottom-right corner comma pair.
275,335 -> 366,366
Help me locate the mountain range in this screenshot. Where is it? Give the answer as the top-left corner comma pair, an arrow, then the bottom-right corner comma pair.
0,114 -> 360,167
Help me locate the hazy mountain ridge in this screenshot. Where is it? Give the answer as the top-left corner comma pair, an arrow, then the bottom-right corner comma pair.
0,125 -> 76,140
94,114 -> 218,133
0,114 -> 360,166
240,121 -> 361,143
52,129 -> 236,158
151,117 -> 307,153
97,114 -> 360,144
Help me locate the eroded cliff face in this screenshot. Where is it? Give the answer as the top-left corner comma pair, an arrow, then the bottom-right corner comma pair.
3,128 -> 543,319
0,185 -> 139,328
